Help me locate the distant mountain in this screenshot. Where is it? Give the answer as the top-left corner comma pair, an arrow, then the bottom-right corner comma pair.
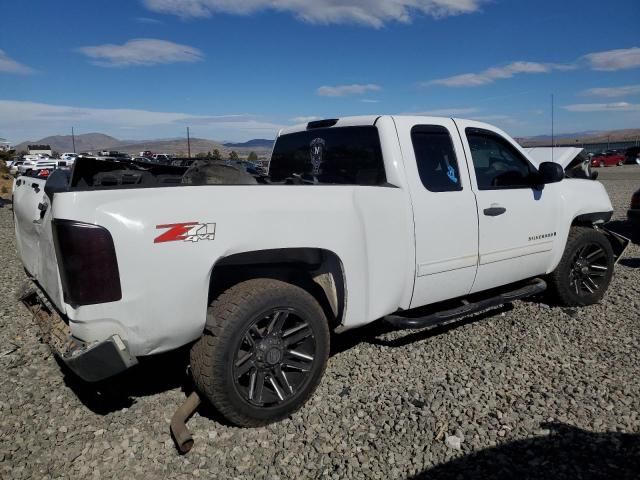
117,138 -> 229,157
14,133 -> 270,157
524,131 -> 601,142
14,133 -> 122,153
224,139 -> 274,150
521,128 -> 640,147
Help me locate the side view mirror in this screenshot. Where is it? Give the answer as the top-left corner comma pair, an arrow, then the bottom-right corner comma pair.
538,162 -> 564,185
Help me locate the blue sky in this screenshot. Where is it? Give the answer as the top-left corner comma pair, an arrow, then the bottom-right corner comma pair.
1,0 -> 639,142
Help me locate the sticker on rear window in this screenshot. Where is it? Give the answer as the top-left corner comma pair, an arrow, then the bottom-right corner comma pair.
310,138 -> 326,175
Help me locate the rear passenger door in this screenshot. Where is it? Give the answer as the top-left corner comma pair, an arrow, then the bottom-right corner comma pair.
393,117 -> 479,308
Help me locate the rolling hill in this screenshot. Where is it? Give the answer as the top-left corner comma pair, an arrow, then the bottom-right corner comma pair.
224,139 -> 274,150
14,133 -> 272,157
520,128 -> 640,147
14,133 -> 122,153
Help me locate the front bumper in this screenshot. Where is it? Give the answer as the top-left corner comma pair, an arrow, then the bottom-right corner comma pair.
18,282 -> 138,382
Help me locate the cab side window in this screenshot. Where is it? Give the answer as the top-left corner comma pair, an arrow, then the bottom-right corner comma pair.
466,128 -> 536,190
411,125 -> 462,192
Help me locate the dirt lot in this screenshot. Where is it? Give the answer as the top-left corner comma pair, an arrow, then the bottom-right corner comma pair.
1,167 -> 639,479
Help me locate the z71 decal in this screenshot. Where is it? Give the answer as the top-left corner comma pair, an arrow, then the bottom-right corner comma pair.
155,222 -> 216,244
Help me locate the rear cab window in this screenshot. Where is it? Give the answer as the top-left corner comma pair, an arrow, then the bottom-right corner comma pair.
269,126 -> 386,185
411,125 -> 462,192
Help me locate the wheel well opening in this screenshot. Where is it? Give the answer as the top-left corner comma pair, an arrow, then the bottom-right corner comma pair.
208,248 -> 346,330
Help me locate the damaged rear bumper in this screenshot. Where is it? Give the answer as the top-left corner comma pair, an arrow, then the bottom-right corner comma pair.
18,284 -> 138,382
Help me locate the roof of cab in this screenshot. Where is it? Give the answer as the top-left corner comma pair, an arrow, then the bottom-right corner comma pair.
279,115 -> 383,136
278,114 -> 502,137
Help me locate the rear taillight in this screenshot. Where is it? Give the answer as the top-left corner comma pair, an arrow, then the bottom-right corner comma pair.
52,220 -> 122,307
37,169 -> 50,178
632,193 -> 640,210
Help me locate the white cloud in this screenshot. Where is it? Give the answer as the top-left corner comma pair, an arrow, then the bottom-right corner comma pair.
291,116 -> 321,123
470,114 -> 520,125
317,84 -> 381,97
361,99 -> 380,103
0,49 -> 35,75
563,102 -> 640,113
77,38 -> 203,67
136,17 -> 163,24
0,100 -> 284,142
426,61 -> 573,87
143,0 -> 486,27
400,108 -> 518,124
583,47 -> 640,71
582,84 -> 640,98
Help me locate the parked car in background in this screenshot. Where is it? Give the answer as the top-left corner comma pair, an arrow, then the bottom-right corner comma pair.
18,158 -> 56,175
17,157 -> 42,174
152,153 -> 173,164
9,160 -> 24,175
629,189 -> 640,227
624,147 -> 640,165
98,151 -> 131,161
591,150 -> 625,167
131,156 -> 152,163
60,153 -> 78,162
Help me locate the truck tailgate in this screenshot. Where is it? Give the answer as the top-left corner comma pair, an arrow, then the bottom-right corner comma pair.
13,176 -> 65,311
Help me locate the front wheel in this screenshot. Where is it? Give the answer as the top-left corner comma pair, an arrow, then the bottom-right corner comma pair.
547,227 -> 614,306
190,278 -> 330,427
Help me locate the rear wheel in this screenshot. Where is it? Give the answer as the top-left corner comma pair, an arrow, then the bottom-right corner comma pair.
547,227 -> 614,306
190,278 -> 330,427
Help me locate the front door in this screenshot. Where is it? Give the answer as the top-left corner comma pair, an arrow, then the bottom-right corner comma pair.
456,121 -> 560,293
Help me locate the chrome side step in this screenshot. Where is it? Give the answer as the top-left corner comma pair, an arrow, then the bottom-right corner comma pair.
384,278 -> 547,330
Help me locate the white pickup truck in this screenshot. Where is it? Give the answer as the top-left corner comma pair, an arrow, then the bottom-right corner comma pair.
14,116 -> 627,429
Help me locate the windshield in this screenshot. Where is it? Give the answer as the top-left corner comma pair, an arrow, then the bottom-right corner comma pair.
269,126 -> 386,185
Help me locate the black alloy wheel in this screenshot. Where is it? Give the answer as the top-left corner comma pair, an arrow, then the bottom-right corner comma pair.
568,243 -> 609,297
547,227 -> 614,306
190,278 -> 330,427
233,308 -> 317,407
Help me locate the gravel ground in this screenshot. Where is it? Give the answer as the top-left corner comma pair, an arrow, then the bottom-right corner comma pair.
1,167 -> 639,479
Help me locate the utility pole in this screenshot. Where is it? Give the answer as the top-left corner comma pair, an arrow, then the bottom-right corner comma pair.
187,127 -> 191,158
551,94 -> 555,161
71,126 -> 76,153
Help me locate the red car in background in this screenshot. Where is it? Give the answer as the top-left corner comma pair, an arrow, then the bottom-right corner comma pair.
591,150 -> 625,167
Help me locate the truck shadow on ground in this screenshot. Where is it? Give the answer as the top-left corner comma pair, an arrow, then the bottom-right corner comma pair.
59,347 -> 191,415
620,258 -> 640,268
410,423 -> 639,480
